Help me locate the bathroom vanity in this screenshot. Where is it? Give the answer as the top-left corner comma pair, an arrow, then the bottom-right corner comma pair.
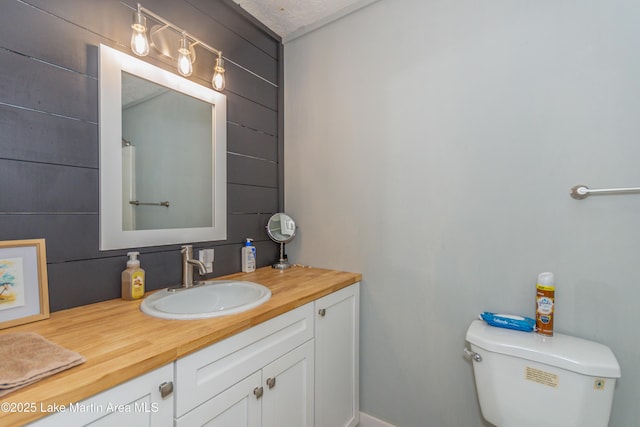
0,266 -> 360,427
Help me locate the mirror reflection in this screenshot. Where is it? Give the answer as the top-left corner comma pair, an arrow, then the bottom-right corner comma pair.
122,72 -> 212,231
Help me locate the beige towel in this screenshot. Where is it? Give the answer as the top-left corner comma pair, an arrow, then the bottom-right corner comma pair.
0,332 -> 86,397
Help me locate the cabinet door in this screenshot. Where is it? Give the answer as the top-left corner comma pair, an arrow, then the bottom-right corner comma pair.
175,371 -> 262,427
27,364 -> 174,427
315,283 -> 360,427
175,303 -> 313,417
262,340 -> 314,427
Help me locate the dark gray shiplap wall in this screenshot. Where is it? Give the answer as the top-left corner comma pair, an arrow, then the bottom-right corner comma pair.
0,0 -> 283,311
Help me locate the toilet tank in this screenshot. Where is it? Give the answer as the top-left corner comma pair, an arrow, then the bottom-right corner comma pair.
466,320 -> 620,427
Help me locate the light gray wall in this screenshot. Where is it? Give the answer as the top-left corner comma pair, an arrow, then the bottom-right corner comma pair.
284,0 -> 640,426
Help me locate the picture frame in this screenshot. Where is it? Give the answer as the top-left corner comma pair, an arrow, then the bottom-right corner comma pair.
0,239 -> 50,329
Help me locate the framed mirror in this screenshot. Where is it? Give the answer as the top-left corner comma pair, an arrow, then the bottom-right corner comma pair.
99,44 -> 227,250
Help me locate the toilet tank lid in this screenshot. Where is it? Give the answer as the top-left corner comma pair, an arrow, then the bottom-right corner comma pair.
466,320 -> 621,378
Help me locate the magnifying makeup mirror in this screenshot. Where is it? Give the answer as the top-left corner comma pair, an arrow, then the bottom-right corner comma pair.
266,213 -> 296,269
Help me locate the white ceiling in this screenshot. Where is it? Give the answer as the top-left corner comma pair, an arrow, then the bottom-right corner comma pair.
232,0 -> 380,42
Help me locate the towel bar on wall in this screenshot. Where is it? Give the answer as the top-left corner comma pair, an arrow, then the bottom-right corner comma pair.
129,200 -> 170,207
570,185 -> 640,200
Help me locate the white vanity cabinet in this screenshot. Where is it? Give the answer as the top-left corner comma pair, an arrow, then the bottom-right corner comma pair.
27,364 -> 174,427
314,282 -> 360,427
25,282 -> 360,427
176,283 -> 360,427
175,303 -> 315,427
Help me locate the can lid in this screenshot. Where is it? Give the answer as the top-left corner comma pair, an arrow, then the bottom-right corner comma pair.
466,320 -> 620,378
536,272 -> 555,289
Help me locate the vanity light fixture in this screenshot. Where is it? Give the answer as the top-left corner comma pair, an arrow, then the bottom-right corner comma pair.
129,3 -> 226,91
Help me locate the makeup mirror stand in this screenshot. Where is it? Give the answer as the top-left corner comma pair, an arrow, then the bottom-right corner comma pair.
265,213 -> 297,270
273,241 -> 290,270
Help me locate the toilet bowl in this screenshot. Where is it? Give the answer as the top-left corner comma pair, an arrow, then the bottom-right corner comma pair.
466,320 -> 620,427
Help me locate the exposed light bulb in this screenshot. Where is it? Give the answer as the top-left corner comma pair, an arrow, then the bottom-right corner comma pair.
130,10 -> 149,56
177,34 -> 193,77
212,54 -> 225,91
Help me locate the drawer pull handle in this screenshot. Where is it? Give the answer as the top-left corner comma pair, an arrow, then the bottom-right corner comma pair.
266,377 -> 276,389
254,386 -> 264,399
158,381 -> 174,399
318,308 -> 326,317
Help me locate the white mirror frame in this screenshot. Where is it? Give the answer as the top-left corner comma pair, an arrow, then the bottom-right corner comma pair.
99,44 -> 227,250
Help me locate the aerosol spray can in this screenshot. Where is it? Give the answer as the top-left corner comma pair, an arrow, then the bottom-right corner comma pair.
535,272 -> 555,336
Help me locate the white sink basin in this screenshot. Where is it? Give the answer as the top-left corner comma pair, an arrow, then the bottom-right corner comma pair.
140,280 -> 271,320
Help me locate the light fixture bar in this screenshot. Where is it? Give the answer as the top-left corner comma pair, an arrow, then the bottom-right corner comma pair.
149,23 -> 170,39
130,3 -> 226,91
137,4 -> 222,57
128,3 -> 277,89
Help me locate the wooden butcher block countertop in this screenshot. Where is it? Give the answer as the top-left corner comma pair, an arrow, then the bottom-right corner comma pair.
0,266 -> 361,426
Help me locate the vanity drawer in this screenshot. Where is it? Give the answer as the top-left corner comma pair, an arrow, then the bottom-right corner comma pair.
175,303 -> 314,417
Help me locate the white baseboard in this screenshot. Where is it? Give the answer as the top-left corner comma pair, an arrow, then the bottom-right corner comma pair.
358,412 -> 397,427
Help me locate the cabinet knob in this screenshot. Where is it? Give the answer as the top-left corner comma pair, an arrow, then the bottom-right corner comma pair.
254,386 -> 264,399
266,377 -> 276,389
318,308 -> 326,317
158,381 -> 174,399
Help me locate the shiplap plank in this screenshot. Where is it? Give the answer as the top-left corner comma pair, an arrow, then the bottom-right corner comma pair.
0,214 -> 100,263
0,212 -> 273,263
0,160 -> 98,213
22,0 -> 142,49
224,60 -> 278,110
227,213 -> 273,243
228,122 -> 278,162
0,49 -> 98,122
228,92 -> 278,135
228,184 -> 279,214
0,104 -> 97,168
228,154 -> 277,187
0,0 -> 101,76
47,257 -> 124,311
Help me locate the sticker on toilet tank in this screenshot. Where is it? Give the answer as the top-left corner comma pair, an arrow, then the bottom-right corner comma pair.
525,366 -> 558,388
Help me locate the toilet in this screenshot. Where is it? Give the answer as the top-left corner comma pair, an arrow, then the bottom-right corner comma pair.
465,320 -> 621,427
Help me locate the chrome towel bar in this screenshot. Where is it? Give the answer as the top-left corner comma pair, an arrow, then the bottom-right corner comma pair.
570,185 -> 640,200
129,200 -> 170,207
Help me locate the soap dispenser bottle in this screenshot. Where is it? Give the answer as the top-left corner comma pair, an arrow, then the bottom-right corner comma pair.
241,238 -> 256,273
122,251 -> 145,300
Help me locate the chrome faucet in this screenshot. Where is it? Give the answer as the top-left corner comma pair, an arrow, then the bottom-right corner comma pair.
181,245 -> 207,288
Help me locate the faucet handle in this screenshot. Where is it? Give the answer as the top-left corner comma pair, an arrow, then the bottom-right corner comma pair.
181,245 -> 193,255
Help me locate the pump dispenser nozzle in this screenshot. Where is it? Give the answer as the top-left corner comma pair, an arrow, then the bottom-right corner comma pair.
127,251 -> 140,267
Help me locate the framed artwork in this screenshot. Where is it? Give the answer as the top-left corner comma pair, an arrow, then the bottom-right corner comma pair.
0,239 -> 50,329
